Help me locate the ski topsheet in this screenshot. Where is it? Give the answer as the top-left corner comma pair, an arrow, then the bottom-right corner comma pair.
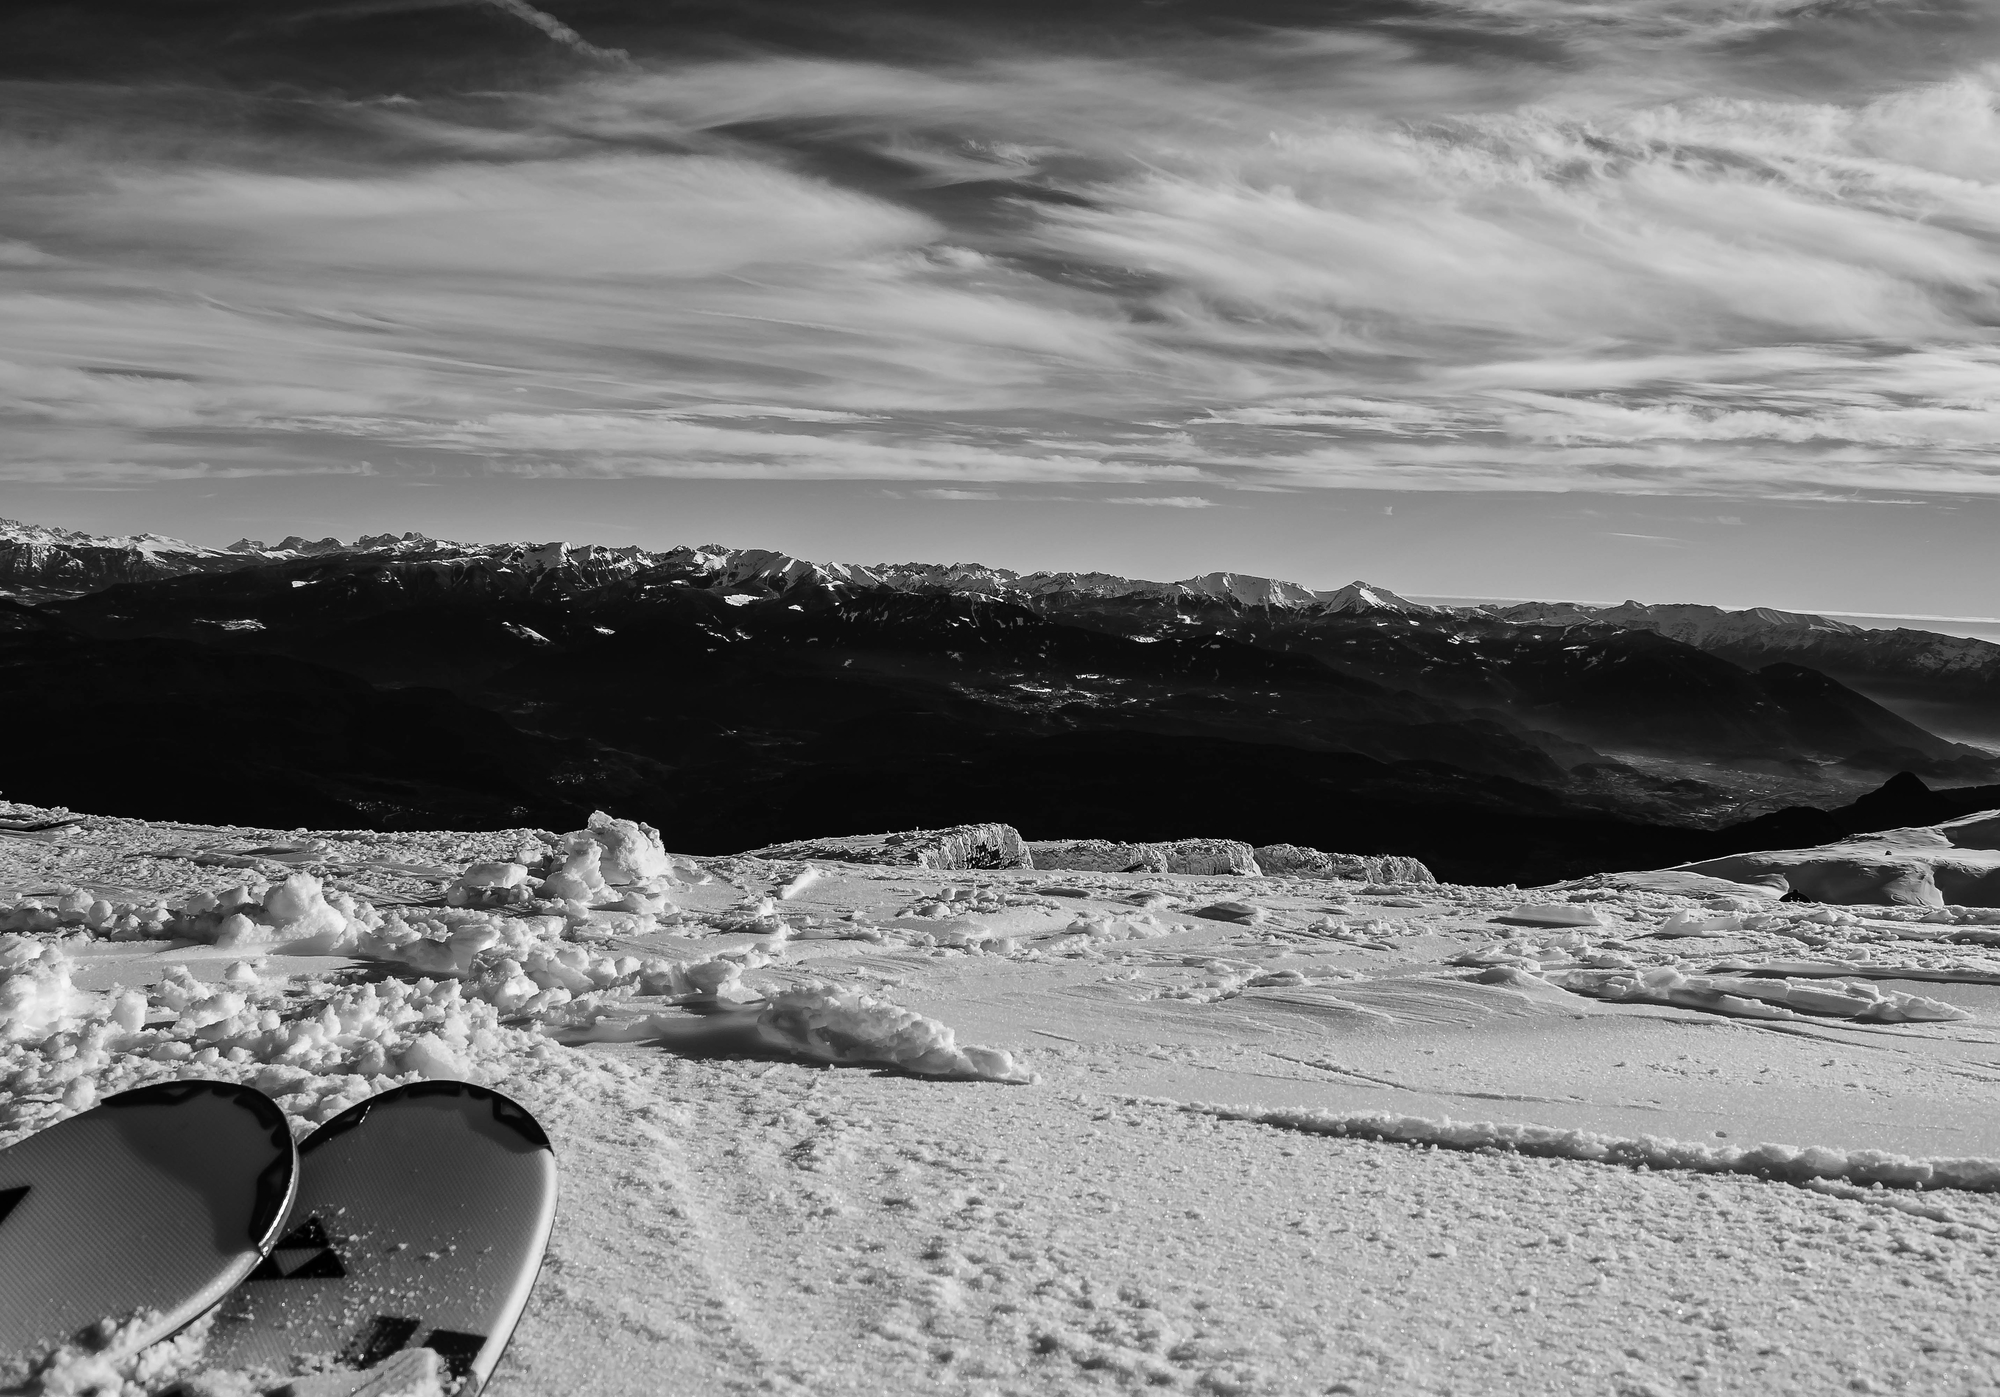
0,1080 -> 298,1376
204,1081 -> 558,1395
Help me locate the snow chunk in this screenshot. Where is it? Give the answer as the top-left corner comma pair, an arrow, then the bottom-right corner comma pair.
1650,909 -> 1747,938
756,985 -> 1032,1082
1191,900 -> 1265,925
1493,903 -> 1610,928
538,845 -> 611,903
774,866 -> 821,900
563,811 -> 672,886
173,873 -> 374,949
447,861 -> 532,908
568,984 -> 1033,1083
0,937 -> 89,1042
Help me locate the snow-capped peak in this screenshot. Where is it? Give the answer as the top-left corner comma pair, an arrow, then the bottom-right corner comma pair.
0,516 -> 222,558
1312,580 -> 1438,615
1176,572 -> 1322,608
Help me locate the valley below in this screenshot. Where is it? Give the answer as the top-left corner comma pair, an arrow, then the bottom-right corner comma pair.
5,518 -> 2000,887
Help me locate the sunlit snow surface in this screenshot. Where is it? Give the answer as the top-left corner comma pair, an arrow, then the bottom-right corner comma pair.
6,805 -> 2000,1393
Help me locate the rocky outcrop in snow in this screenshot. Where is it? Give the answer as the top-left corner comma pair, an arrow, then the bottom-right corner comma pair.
1253,844 -> 1436,884
1029,838 -> 1263,877
747,823 -> 1031,871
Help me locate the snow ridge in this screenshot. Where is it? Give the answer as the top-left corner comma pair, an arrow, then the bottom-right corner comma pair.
1172,1099 -> 2000,1193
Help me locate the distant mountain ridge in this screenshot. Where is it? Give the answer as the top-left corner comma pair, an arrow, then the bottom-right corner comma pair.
7,513 -> 1996,744
1480,595 -> 2000,745
1,517 -> 1445,617
8,516 -> 1998,716
4,515 -> 1996,884
0,517 -> 232,600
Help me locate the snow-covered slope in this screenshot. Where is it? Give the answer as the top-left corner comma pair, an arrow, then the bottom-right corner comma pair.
1678,808 -> 2000,908
5,801 -> 2000,1394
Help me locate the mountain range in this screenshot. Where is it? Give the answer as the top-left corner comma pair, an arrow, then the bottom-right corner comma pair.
3,516 -> 1996,884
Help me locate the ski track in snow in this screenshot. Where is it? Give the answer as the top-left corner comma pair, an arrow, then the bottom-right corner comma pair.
513,1056 -> 2000,1396
6,802 -> 2000,1392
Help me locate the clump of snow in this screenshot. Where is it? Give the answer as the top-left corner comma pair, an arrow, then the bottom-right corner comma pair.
9,1308 -> 212,1395
1192,900 -> 1265,925
773,866 -> 820,900
1179,1100 -> 2000,1191
175,874 -> 376,949
567,984 -> 1033,1084
446,861 -> 531,907
0,936 -> 94,1043
0,950 -> 562,1142
1650,909 -> 1747,938
757,985 -> 1033,1082
348,906 -> 759,1021
564,811 -> 672,886
537,844 -> 611,903
1494,903 -> 1611,928
1046,910 -> 1170,944
1,890 -> 172,939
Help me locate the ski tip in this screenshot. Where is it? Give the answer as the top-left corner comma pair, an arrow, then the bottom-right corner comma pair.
301,1080 -> 552,1157
101,1079 -> 297,1249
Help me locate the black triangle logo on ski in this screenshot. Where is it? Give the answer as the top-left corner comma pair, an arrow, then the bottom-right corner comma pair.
276,1216 -> 332,1250
0,1185 -> 26,1228
287,1247 -> 347,1279
247,1214 -> 346,1280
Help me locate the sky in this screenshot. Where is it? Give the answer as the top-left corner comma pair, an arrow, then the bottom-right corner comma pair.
6,0 -> 2000,612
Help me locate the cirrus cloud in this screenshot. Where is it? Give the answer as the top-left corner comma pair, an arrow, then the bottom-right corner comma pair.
5,2 -> 2000,509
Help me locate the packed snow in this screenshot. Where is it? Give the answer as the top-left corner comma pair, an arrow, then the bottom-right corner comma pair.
5,801 -> 2000,1393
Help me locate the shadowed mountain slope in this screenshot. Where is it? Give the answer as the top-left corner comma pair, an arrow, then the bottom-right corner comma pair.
5,523 -> 1996,882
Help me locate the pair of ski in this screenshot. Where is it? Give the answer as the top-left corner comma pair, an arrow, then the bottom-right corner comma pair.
0,1079 -> 557,1396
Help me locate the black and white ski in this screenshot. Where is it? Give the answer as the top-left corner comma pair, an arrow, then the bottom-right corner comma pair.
0,1080 -> 297,1377
204,1081 -> 558,1396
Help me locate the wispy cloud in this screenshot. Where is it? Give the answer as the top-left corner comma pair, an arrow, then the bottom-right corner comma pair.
481,0 -> 631,65
6,3 -> 2000,504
